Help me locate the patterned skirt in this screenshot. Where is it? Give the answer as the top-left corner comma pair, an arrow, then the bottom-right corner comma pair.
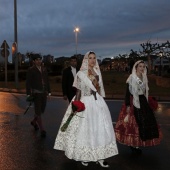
115,95 -> 162,147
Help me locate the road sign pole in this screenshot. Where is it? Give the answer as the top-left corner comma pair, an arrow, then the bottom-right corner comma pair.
1,40 -> 10,87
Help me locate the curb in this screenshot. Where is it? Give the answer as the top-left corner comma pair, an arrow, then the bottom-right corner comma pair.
0,88 -> 170,101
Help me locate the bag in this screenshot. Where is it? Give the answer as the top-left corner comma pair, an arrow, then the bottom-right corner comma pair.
148,96 -> 158,111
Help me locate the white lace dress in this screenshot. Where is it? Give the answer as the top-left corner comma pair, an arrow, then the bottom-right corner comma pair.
54,71 -> 118,161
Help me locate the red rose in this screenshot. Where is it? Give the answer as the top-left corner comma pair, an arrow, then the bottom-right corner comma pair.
72,101 -> 85,112
148,96 -> 158,111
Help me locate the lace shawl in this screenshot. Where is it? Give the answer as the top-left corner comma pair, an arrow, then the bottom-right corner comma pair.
73,51 -> 105,97
126,60 -> 149,108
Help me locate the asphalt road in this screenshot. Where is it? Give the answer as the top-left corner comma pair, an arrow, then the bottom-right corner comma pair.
0,92 -> 170,170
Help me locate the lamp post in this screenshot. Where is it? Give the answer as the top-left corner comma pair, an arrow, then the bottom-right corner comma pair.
74,27 -> 79,57
159,51 -> 163,76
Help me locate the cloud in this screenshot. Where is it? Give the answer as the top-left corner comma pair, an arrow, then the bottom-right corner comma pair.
0,0 -> 170,59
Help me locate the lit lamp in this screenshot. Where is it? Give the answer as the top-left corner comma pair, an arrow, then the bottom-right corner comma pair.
159,51 -> 163,76
12,42 -> 17,64
74,27 -> 79,56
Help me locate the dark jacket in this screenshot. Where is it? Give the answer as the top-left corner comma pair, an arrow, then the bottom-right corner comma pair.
62,66 -> 78,102
26,65 -> 51,95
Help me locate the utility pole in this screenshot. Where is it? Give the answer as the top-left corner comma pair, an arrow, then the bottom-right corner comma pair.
14,0 -> 18,88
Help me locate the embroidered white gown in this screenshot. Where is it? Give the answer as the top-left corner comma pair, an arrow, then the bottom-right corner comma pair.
54,71 -> 118,161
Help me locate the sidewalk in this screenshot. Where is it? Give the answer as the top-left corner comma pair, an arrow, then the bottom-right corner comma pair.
0,87 -> 170,101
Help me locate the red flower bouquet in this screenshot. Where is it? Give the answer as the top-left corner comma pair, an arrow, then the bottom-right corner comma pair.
60,101 -> 85,132
148,96 -> 158,111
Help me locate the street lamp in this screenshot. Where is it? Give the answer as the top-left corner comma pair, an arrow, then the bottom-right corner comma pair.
159,51 -> 163,76
74,27 -> 79,56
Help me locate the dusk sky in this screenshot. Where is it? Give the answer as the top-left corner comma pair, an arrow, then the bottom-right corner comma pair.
0,0 -> 170,60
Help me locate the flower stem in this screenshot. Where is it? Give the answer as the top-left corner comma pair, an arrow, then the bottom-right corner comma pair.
60,113 -> 74,132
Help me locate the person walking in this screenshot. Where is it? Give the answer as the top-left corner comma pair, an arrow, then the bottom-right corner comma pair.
54,51 -> 118,168
62,56 -> 79,103
115,60 -> 162,153
26,53 -> 51,137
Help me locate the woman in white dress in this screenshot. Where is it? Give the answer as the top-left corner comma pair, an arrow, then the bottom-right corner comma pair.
54,51 -> 118,168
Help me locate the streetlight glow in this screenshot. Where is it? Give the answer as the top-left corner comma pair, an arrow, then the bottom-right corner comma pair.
74,27 -> 80,57
74,27 -> 79,33
74,27 -> 79,32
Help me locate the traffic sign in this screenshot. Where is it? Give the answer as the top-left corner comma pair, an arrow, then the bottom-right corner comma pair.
1,49 -> 10,57
1,40 -> 10,49
1,40 -> 10,57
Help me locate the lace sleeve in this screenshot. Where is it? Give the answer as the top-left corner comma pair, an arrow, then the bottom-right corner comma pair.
74,89 -> 81,101
73,74 -> 81,90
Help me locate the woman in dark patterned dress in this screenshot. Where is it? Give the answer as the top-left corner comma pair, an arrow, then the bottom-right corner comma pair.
115,60 -> 162,153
